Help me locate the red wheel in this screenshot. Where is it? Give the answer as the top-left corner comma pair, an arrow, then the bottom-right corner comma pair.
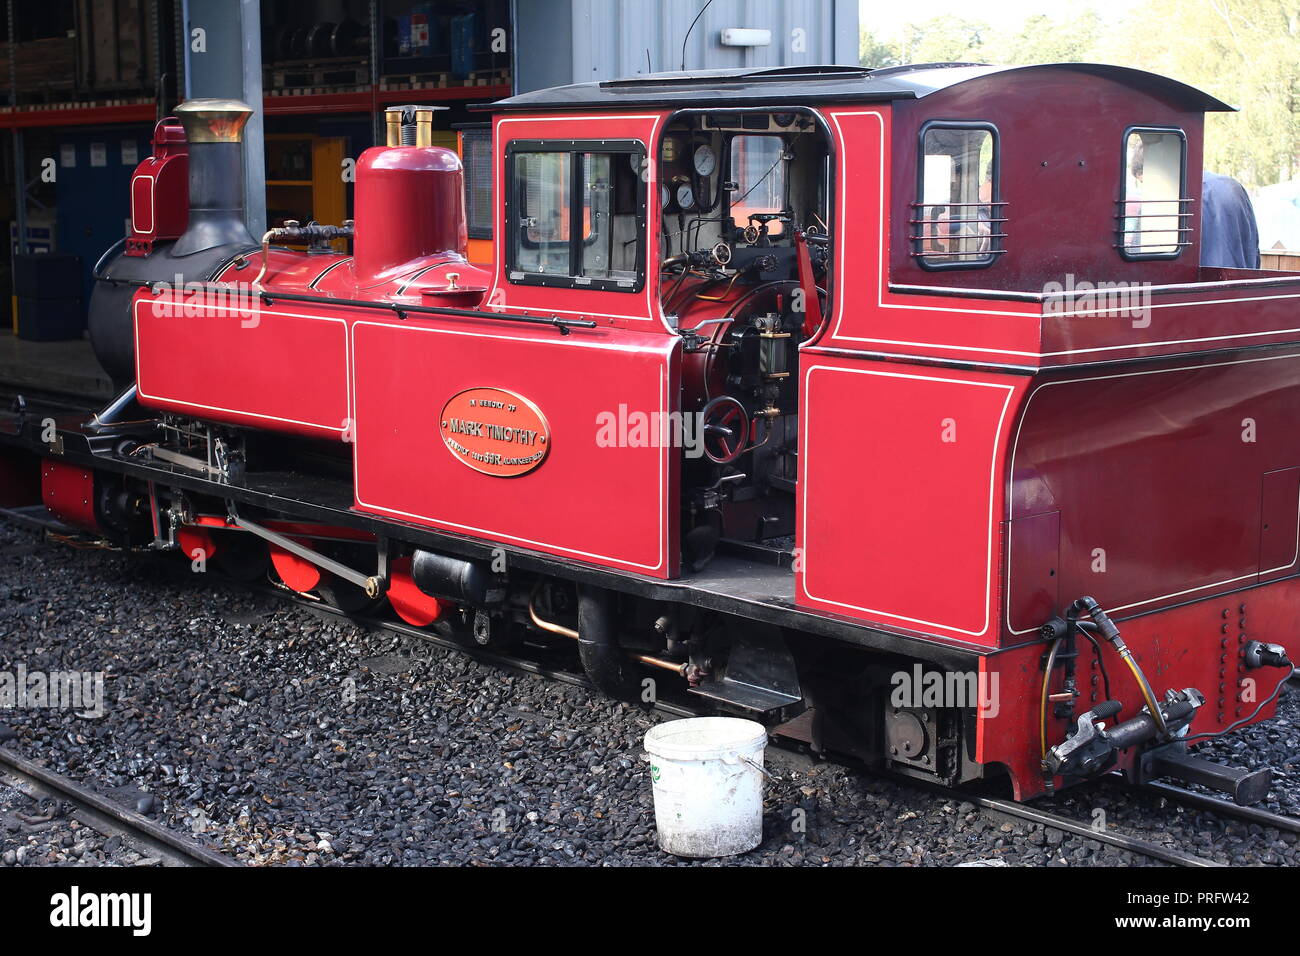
701,396 -> 749,464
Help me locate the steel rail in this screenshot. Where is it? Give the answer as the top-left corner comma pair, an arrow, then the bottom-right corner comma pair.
252,579 -> 1223,867
1141,780 -> 1300,836
0,746 -> 239,868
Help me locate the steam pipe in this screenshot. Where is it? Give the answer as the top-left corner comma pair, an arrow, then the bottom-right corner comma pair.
528,587 -> 687,681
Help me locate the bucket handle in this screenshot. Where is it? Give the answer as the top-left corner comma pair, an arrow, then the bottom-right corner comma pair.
730,754 -> 778,781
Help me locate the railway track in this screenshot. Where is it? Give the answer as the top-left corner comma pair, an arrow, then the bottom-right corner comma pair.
251,577 -> 1251,868
3,507 -> 1298,868
0,745 -> 239,868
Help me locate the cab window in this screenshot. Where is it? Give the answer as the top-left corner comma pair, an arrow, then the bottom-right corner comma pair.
1119,127 -> 1188,259
507,140 -> 646,291
914,122 -> 1003,270
729,135 -> 788,233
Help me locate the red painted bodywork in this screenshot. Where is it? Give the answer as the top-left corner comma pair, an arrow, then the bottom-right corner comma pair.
128,70 -> 1300,799
126,119 -> 188,257
354,146 -> 468,284
41,460 -> 97,531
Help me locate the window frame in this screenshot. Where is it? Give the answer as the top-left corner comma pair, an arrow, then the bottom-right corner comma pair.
1117,124 -> 1189,262
504,138 -> 648,293
913,119 -> 1004,272
457,124 -> 494,241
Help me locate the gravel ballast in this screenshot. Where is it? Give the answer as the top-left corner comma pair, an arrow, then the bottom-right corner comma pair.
0,520 -> 1296,866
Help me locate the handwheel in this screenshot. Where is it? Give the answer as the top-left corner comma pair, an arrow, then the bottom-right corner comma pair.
700,396 -> 750,465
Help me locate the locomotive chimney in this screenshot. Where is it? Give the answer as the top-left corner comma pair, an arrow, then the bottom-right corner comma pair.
171,98 -> 258,257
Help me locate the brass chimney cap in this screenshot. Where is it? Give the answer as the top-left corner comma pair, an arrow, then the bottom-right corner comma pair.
174,98 -> 255,143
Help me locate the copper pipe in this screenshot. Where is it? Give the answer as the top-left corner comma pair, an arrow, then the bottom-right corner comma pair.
252,230 -> 278,288
528,588 -> 578,640
636,654 -> 689,676
528,588 -> 688,676
695,271 -> 740,301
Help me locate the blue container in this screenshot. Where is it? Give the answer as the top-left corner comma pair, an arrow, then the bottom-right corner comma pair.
451,13 -> 476,79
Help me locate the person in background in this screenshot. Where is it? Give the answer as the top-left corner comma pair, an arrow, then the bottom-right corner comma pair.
1201,171 -> 1260,269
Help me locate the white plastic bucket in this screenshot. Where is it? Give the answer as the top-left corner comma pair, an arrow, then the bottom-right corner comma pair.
643,717 -> 769,858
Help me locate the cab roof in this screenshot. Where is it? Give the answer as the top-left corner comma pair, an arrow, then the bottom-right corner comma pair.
486,62 -> 1234,114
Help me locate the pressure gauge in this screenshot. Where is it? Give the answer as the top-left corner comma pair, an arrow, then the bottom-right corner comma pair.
660,184 -> 671,210
629,153 -> 645,176
693,143 -> 717,177
675,182 -> 697,211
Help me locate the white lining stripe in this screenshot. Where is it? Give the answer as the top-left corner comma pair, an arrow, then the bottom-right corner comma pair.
822,107 -> 1300,358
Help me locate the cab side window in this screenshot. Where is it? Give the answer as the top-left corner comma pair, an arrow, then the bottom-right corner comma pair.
1119,127 -> 1188,259
507,141 -> 646,291
914,122 -> 1004,270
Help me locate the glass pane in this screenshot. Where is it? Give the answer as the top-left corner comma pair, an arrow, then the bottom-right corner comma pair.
578,152 -> 640,282
730,136 -> 787,232
514,152 -> 572,275
580,153 -> 612,277
463,130 -> 493,237
918,127 -> 995,265
1122,130 -> 1184,255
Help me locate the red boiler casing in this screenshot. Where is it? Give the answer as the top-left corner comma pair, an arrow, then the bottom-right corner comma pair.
134,142 -> 488,441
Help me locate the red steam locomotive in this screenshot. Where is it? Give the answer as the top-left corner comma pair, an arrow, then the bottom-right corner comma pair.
5,63 -> 1297,803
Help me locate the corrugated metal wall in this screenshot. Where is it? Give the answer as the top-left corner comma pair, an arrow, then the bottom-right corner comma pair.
513,0 -> 859,93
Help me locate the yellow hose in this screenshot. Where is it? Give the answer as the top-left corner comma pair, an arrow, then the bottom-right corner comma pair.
1117,646 -> 1167,734
1040,637 -> 1063,759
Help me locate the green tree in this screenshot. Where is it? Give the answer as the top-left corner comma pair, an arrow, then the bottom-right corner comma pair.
859,29 -> 901,69
1098,0 -> 1300,188
998,11 -> 1103,65
897,16 -> 990,64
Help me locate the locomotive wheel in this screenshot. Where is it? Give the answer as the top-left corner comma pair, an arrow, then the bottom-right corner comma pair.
211,532 -> 270,583
317,575 -> 382,614
387,556 -> 444,627
314,541 -> 383,614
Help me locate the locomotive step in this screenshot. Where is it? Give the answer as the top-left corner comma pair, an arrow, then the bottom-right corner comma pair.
687,625 -> 802,716
688,679 -> 802,716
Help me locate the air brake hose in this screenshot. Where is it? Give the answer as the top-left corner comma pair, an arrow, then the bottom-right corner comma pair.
1070,597 -> 1167,735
